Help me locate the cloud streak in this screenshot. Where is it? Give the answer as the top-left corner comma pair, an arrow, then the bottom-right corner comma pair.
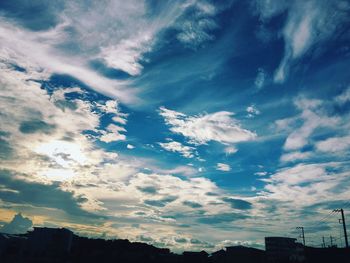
159,107 -> 256,145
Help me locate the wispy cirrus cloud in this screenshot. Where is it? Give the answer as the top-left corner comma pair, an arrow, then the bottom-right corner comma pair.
253,0 -> 350,83
0,0 -> 225,105
281,97 -> 339,151
175,1 -> 218,49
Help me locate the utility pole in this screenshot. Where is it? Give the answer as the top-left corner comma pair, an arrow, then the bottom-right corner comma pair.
330,236 -> 333,247
296,226 -> 305,246
334,208 -> 349,248
322,236 -> 325,248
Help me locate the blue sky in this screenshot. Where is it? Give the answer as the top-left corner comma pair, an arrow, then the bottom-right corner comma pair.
0,0 -> 350,251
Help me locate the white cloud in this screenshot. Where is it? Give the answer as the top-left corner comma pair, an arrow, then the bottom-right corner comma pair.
0,0 -> 212,105
0,21 -> 136,104
246,104 -> 260,118
60,1 -> 184,76
0,60 -> 240,232
97,100 -> 122,115
280,151 -> 312,163
254,171 -> 267,176
159,107 -> 256,145
316,136 -> 350,153
260,162 -> 350,207
100,36 -> 150,76
127,144 -> 135,149
335,86 -> 350,105
0,61 -> 129,187
254,0 -> 350,83
152,165 -> 198,177
216,163 -> 231,172
96,100 -> 128,126
99,124 -> 127,143
224,146 -> 238,155
176,1 -> 218,48
159,140 -> 196,159
282,97 -> 339,151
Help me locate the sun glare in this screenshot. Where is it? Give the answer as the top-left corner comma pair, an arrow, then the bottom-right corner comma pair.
40,169 -> 75,181
35,140 -> 87,168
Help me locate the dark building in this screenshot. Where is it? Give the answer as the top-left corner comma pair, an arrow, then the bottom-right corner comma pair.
209,245 -> 265,263
265,237 -> 304,263
304,247 -> 350,263
226,245 -> 265,262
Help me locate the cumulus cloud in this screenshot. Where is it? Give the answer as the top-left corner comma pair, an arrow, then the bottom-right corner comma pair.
159,107 -> 256,145
280,151 -> 312,163
0,60 -> 135,215
159,140 -> 196,158
0,62 -> 256,243
0,213 -> 32,234
260,162 -> 350,210
316,136 -> 350,153
216,163 -> 231,172
100,124 -> 127,143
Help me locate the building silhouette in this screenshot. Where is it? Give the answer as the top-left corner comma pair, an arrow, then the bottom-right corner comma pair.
265,237 -> 304,263
0,228 -> 349,263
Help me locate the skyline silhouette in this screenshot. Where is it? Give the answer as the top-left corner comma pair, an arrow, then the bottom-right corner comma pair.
1,226 -> 350,263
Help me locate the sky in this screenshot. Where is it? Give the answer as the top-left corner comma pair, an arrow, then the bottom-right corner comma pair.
0,0 -> 350,252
